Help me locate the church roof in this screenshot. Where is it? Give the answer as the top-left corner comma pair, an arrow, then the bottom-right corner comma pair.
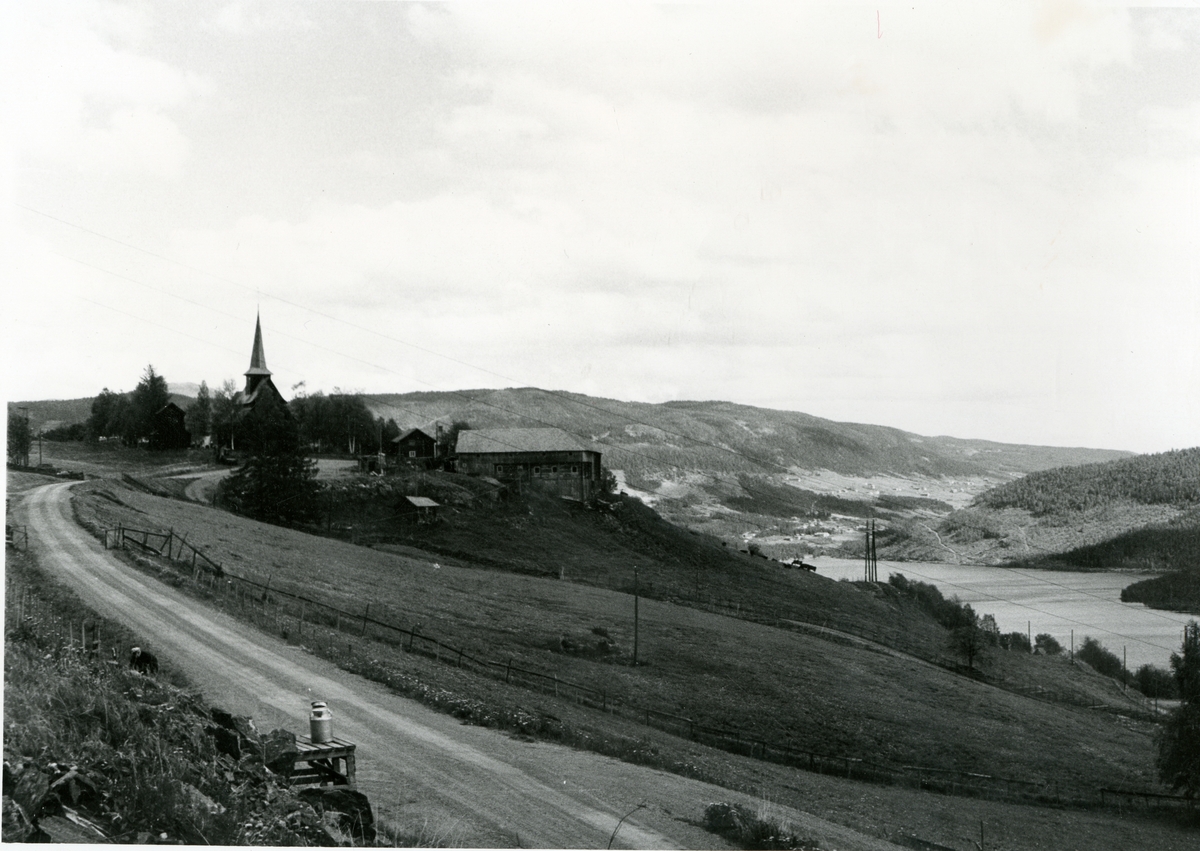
245,313 -> 271,377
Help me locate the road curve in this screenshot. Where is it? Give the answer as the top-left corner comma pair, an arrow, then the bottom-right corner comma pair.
14,482 -> 900,850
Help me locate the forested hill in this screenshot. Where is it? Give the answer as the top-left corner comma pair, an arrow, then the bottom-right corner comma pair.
362,388 -> 1129,481
974,447 -> 1200,515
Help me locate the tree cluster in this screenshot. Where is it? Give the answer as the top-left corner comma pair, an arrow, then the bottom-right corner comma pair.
976,447 -> 1200,516
86,366 -> 176,447
289,392 -> 394,455
1158,621 -> 1200,798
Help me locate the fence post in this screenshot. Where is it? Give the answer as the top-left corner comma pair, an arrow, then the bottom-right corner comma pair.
361,604 -> 370,637
457,649 -> 463,669
505,658 -> 512,683
299,601 -> 305,636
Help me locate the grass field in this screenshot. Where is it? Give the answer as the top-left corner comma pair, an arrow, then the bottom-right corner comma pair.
69,476 -> 1167,799
12,450 -> 1200,847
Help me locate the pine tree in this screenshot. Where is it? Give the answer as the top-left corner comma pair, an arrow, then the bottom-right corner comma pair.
218,401 -> 319,527
185,381 -> 212,444
125,365 -> 171,446
1158,621 -> 1200,797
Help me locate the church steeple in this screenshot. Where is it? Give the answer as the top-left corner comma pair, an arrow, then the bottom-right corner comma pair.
244,312 -> 272,395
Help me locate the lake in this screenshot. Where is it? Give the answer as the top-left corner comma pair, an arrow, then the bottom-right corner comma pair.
808,556 -> 1197,671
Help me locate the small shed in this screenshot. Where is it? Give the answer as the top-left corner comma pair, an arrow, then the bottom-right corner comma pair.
401,496 -> 440,525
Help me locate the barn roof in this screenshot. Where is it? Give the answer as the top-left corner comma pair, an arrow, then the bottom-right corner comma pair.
405,496 -> 439,508
393,428 -> 434,443
456,427 -> 594,455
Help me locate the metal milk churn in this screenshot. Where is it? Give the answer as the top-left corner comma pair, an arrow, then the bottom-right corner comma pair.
309,700 -> 333,743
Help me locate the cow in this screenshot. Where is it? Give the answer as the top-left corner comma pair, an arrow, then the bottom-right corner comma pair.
129,646 -> 159,675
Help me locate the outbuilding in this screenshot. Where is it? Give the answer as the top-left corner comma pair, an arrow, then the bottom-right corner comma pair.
393,428 -> 437,464
455,427 -> 602,502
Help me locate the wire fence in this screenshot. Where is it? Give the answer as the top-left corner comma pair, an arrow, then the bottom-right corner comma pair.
102,522 -> 1187,808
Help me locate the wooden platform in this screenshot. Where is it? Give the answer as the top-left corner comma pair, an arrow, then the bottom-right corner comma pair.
292,735 -> 357,787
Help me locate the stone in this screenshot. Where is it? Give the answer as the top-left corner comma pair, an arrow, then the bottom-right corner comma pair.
297,787 -> 375,843
263,729 -> 298,778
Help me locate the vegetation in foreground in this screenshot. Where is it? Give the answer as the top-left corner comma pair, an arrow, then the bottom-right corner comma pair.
0,550 -> 415,847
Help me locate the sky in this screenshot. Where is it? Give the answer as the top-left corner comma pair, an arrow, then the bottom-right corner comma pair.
2,2 -> 1198,454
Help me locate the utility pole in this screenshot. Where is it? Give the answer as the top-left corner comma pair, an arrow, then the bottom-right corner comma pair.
633,568 -> 640,667
17,406 -> 30,466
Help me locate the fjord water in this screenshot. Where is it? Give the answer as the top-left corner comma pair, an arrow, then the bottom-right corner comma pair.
810,557 -> 1196,670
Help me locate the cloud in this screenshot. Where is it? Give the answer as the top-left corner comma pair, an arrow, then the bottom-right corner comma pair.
4,0 -> 207,177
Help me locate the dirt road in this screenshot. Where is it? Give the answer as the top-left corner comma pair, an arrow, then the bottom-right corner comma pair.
14,481 -> 899,850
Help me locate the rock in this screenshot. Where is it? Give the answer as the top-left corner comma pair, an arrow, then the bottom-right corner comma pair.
297,787 -> 375,843
41,764 -> 101,815
180,782 -> 226,816
3,761 -> 49,816
263,729 -> 298,778
206,724 -> 243,759
2,795 -> 36,842
209,709 -> 263,760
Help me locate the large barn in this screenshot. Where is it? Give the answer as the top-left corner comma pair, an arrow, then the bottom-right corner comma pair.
455,427 -> 602,502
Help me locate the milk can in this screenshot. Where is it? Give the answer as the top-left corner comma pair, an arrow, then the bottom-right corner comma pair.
309,701 -> 332,743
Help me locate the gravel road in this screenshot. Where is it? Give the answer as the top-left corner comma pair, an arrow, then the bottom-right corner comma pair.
14,481 -> 901,850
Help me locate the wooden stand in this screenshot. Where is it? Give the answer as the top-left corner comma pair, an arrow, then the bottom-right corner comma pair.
292,735 -> 357,787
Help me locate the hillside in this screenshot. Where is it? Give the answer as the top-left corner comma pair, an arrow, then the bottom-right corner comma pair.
363,389 -> 1129,480
882,447 -> 1200,568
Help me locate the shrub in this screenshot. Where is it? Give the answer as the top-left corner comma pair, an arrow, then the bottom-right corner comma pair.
1077,636 -> 1123,681
1135,664 -> 1179,700
1034,633 -> 1063,655
887,573 -> 976,630
999,631 -> 1031,653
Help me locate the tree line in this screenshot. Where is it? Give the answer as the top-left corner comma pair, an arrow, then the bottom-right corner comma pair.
78,368 -> 469,458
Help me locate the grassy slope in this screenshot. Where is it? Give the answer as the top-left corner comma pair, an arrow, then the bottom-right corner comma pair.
70,476 -> 1165,798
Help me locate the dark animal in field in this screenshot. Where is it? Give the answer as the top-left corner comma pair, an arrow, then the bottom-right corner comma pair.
129,646 -> 159,675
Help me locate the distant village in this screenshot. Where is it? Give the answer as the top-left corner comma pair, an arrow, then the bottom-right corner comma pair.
150,316 -> 607,506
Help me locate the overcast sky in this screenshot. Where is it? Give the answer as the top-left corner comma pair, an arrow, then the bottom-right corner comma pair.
3,2 -> 1198,453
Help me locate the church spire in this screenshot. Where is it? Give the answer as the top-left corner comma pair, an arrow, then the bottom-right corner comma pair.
244,312 -> 272,394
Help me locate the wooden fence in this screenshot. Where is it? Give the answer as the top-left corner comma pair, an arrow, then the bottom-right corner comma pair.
103,523 -> 1172,808
6,524 -> 29,551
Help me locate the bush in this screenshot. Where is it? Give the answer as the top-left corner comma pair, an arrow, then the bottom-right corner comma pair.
1135,664 -> 1179,700
1035,633 -> 1063,655
999,631 -> 1031,653
1077,636 -> 1123,681
887,573 -> 976,630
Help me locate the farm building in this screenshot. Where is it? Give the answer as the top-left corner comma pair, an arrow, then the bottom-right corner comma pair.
393,428 -> 437,463
456,427 -> 602,502
149,402 -> 190,450
399,495 -> 440,524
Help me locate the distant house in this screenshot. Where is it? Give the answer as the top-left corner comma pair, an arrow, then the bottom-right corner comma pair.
393,428 -> 437,464
149,402 -> 190,450
455,427 -> 602,502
